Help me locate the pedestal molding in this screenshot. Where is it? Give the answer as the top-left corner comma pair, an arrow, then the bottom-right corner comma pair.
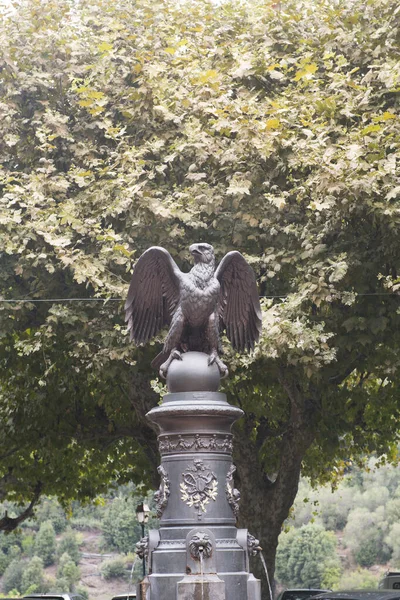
159,433 -> 233,455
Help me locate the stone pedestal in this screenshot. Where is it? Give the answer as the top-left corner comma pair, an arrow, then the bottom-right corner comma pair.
138,352 -> 261,600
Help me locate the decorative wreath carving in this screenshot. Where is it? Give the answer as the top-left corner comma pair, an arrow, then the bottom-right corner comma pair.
180,459 -> 218,519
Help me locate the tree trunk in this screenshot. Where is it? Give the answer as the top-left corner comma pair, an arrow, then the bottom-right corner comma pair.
234,371 -> 316,600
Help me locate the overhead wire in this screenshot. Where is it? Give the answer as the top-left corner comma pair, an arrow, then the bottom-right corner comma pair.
0,293 -> 399,304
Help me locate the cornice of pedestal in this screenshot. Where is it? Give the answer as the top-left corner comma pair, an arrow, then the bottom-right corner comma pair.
147,402 -> 243,421
146,391 -> 244,426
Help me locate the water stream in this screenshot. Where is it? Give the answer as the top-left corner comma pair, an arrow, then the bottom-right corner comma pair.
129,555 -> 139,591
260,551 -> 273,600
199,551 -> 204,600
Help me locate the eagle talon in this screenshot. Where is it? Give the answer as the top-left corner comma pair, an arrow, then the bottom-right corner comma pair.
208,353 -> 216,366
208,353 -> 229,378
171,349 -> 183,361
159,349 -> 182,379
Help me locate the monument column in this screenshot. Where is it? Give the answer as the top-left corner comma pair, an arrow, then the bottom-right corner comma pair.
138,351 -> 262,600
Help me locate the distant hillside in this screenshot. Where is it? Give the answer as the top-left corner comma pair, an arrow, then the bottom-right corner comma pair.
276,457 -> 400,590
0,485 -> 155,599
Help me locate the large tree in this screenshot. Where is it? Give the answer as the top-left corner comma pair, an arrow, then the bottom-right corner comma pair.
1,0 -> 400,596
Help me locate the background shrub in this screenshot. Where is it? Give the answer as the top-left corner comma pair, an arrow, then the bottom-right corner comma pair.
21,534 -> 35,558
335,568 -> 379,590
100,557 -> 127,580
56,530 -> 81,565
102,498 -> 142,554
57,552 -> 80,588
2,559 -> 24,593
276,523 -> 341,588
21,556 -> 45,594
343,507 -> 390,567
33,521 -> 56,567
30,499 -> 67,534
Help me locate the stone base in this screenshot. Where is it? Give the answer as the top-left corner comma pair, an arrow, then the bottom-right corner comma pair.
247,574 -> 262,600
177,573 -> 225,600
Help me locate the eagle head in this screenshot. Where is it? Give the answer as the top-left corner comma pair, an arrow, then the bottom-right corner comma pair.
189,243 -> 215,265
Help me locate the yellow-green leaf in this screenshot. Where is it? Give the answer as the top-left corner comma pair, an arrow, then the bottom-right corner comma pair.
361,124 -> 381,135
98,42 -> 113,53
113,245 -> 132,257
382,112 -> 396,121
86,91 -> 105,100
266,118 -> 280,130
197,70 -> 218,84
294,63 -> 318,81
305,63 -> 318,74
78,99 -> 94,107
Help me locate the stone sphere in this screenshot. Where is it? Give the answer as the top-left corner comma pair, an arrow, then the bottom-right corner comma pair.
166,351 -> 221,393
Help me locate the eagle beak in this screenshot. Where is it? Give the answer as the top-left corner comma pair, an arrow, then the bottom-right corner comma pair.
190,244 -> 202,256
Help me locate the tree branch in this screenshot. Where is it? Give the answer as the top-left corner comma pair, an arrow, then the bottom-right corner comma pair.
328,353 -> 366,385
0,483 -> 42,532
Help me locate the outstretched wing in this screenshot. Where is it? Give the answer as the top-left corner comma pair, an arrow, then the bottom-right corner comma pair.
125,247 -> 182,345
215,251 -> 262,352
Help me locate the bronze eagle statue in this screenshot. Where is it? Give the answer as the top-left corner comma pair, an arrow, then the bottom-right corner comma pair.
125,243 -> 262,378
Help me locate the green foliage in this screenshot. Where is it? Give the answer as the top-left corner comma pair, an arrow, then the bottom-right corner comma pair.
51,578 -> 70,592
102,497 -> 142,553
7,547 -> 20,562
0,550 -> 9,576
386,496 -> 400,525
33,521 -> 56,567
100,556 -> 127,580
290,479 -> 354,530
56,529 -> 81,564
322,559 -> 342,590
69,500 -> 105,531
292,461 -> 400,572
0,531 -> 22,556
70,517 -> 103,531
57,552 -> 80,588
75,587 -> 89,600
343,506 -> 390,567
21,556 -> 45,594
276,523 -> 340,588
1,559 -> 24,594
48,575 -> 88,597
29,498 -> 68,534
21,534 -> 35,557
0,531 -> 22,576
385,523 -> 400,565
334,568 -> 379,590
353,486 -> 390,513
